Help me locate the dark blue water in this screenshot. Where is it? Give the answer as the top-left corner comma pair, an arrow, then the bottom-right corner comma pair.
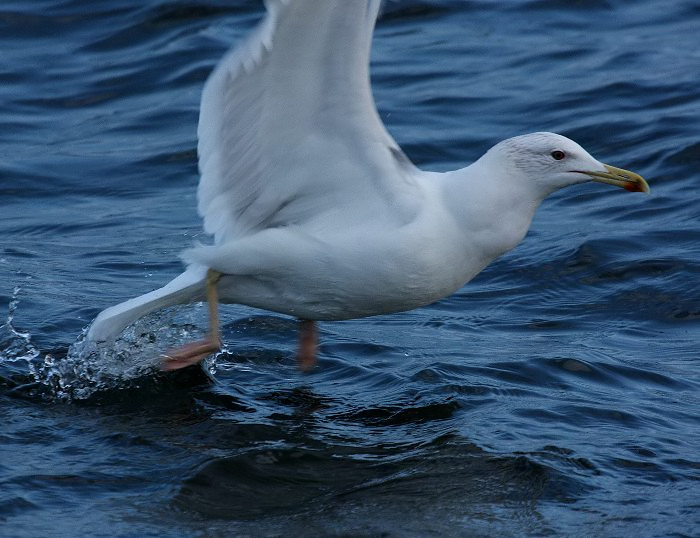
2,1 -> 699,535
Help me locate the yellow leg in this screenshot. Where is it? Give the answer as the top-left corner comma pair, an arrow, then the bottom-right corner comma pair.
205,269 -> 221,344
162,269 -> 222,371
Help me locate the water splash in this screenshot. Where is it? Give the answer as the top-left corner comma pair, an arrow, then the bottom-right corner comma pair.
0,286 -> 40,365
2,293 -> 214,401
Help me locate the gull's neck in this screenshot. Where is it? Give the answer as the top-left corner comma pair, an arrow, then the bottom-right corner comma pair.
438,154 -> 543,264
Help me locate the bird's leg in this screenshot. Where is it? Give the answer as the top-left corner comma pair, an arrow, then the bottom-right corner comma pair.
298,319 -> 317,371
162,269 -> 222,371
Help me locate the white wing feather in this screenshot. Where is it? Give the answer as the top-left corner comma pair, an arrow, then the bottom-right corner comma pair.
196,0 -> 419,244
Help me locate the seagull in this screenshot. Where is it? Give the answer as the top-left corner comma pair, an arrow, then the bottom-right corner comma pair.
86,0 -> 649,371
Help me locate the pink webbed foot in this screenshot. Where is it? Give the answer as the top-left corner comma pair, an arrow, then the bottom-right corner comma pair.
161,268 -> 222,372
161,336 -> 221,371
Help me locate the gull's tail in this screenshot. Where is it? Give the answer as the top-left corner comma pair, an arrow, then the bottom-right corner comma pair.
86,265 -> 208,342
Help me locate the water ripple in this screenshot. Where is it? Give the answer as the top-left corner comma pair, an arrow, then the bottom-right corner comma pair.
1,0 -> 699,535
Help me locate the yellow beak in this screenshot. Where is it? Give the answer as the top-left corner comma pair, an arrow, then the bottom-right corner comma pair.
584,164 -> 650,193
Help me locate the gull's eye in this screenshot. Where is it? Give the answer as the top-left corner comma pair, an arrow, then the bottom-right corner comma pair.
551,150 -> 566,161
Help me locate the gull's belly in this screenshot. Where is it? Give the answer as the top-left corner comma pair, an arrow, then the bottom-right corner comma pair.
217,269 -> 461,321
213,231 -> 476,321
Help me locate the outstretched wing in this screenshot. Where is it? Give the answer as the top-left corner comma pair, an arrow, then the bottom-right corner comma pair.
196,0 -> 419,244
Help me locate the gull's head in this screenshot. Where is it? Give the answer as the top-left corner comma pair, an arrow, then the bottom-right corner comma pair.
487,132 -> 649,198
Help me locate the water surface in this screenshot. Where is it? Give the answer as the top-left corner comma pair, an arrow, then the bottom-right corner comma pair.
1,1 -> 699,535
